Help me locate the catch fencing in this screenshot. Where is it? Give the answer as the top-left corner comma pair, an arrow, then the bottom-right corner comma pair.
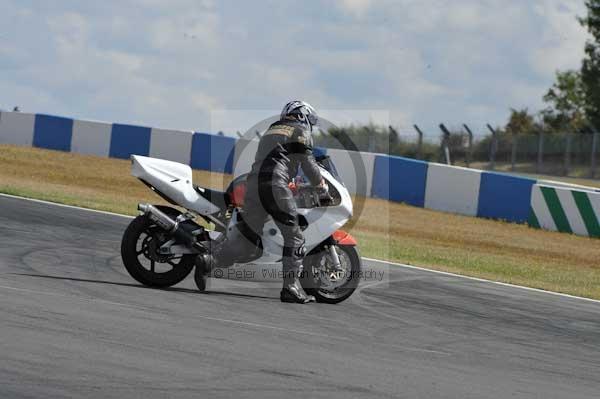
391,124 -> 600,179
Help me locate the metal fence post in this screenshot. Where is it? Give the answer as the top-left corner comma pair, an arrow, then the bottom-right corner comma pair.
536,130 -> 544,174
439,124 -> 452,165
486,124 -> 497,171
413,124 -> 424,160
511,131 -> 517,172
463,124 -> 474,168
591,127 -> 599,178
564,132 -> 572,177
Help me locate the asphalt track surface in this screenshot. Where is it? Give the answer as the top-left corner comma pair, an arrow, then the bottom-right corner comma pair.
1,195 -> 600,399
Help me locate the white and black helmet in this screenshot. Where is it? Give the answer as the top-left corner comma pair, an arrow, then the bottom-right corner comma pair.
280,100 -> 318,128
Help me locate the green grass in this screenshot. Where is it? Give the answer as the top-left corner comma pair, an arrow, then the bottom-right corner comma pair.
1,144 -> 600,299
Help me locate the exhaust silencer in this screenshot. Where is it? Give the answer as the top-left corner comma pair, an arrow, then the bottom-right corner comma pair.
138,203 -> 206,252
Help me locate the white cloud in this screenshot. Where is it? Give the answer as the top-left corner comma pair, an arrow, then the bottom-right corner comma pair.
529,0 -> 589,78
336,0 -> 373,18
0,0 -> 592,134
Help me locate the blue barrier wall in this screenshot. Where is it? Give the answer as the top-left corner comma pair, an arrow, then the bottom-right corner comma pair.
477,172 -> 536,223
370,156 -> 390,200
371,155 -> 428,207
190,132 -> 236,174
33,114 -> 73,152
109,124 -> 151,159
4,110 -> 574,230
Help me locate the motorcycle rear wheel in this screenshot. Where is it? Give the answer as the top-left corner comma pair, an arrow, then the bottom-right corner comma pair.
121,212 -> 195,288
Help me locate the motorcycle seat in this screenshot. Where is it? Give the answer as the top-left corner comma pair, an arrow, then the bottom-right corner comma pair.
194,185 -> 228,210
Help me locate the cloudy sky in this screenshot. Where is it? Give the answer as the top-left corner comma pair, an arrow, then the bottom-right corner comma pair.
0,0 -> 589,137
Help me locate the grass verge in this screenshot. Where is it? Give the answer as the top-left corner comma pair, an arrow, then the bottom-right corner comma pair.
1,144 -> 599,299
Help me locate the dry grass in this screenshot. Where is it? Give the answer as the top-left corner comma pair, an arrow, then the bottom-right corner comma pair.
0,144 -> 228,215
354,197 -> 600,298
469,162 -> 600,189
1,144 -> 599,299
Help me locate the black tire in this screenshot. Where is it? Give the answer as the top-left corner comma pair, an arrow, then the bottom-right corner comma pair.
194,255 -> 209,292
302,245 -> 361,304
121,212 -> 195,288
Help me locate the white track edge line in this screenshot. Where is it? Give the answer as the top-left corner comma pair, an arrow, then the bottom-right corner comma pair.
0,192 -> 133,219
2,192 -> 599,305
363,257 -> 600,304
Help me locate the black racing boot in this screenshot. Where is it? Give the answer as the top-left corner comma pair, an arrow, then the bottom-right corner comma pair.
280,275 -> 316,304
194,254 -> 215,292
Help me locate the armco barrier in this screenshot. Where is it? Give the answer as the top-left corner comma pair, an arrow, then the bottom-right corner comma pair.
190,132 -> 235,174
477,172 -> 536,223
71,119 -> 112,157
150,128 -> 193,165
536,179 -> 600,193
529,184 -> 600,238
327,148 -> 375,196
424,163 -> 482,216
0,111 -> 35,146
371,155 -> 428,207
109,123 -> 151,159
33,114 -> 73,152
1,110 -> 599,238
232,137 -> 259,177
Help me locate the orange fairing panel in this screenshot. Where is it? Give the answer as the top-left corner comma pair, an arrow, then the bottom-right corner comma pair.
332,230 -> 357,246
230,181 -> 247,207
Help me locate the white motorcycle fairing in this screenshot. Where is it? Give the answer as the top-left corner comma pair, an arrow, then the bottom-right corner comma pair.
131,156 -> 220,215
130,154 -> 354,283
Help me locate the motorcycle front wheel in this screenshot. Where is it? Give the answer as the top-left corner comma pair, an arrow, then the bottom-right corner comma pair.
302,245 -> 361,304
121,212 -> 195,288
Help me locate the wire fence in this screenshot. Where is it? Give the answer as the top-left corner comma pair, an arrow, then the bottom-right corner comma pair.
446,128 -> 599,179
315,124 -> 600,180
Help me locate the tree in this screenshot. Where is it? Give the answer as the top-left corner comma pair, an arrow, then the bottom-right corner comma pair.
505,108 -> 537,135
542,70 -> 586,132
579,0 -> 600,129
315,124 -> 390,153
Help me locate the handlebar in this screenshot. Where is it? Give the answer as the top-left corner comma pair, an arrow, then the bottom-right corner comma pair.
292,182 -> 334,208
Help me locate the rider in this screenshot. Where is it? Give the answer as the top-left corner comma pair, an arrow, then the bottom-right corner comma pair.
196,101 -> 326,304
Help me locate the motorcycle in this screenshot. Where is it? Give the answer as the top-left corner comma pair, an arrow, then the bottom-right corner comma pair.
120,153 -> 361,303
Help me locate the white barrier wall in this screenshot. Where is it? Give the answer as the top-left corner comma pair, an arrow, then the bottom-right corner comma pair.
233,138 -> 259,177
424,163 -> 482,216
327,148 -> 375,196
70,119 -> 112,157
150,128 -> 193,165
0,111 -> 35,146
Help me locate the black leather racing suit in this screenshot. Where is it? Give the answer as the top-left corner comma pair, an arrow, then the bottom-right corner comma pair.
242,118 -> 323,281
